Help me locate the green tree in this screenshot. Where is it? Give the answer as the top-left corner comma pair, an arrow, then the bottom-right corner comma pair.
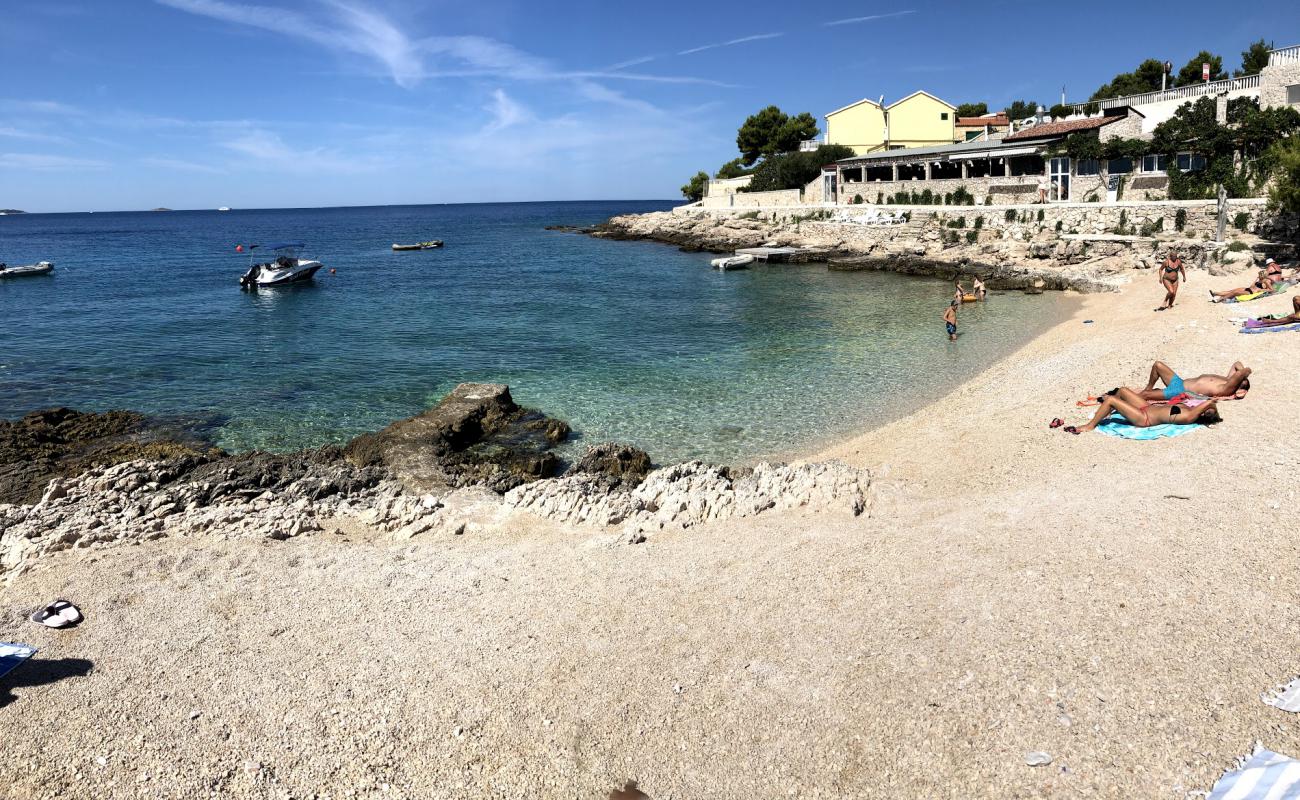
1090,58 -> 1167,100
1268,136 -> 1300,213
715,158 -> 751,179
954,102 -> 988,119
1174,51 -> 1226,86
680,171 -> 709,201
1004,100 -> 1039,122
744,145 -> 855,193
1236,39 -> 1273,77
736,106 -> 819,166
1048,103 -> 1072,120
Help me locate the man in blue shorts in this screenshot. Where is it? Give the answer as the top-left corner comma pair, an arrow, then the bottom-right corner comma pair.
943,301 -> 958,341
1137,360 -> 1251,401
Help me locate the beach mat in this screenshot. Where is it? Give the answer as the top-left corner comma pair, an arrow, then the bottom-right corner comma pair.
1241,322 -> 1300,334
1207,744 -> 1300,799
1095,413 -> 1200,440
0,643 -> 36,681
1220,280 -> 1298,304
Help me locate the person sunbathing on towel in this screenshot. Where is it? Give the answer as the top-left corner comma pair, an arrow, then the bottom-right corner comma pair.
1252,295 -> 1300,328
1136,360 -> 1251,401
1211,271 -> 1273,300
1072,387 -> 1220,433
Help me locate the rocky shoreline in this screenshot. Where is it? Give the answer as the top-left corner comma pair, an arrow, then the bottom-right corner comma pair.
564,209 -> 1269,293
0,384 -> 872,583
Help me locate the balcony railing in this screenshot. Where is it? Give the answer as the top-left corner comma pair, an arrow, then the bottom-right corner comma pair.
1271,45 -> 1300,66
1070,74 -> 1261,114
799,139 -> 823,152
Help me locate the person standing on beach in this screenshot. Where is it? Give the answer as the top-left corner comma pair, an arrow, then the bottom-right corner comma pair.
973,276 -> 987,301
943,302 -> 958,341
1156,250 -> 1186,311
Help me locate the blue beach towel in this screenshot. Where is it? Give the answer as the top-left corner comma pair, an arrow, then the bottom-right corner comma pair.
1208,744 -> 1300,799
1241,322 -> 1300,334
0,643 -> 36,681
1095,413 -> 1201,440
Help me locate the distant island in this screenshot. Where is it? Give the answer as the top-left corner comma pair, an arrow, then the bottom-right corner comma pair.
0,209 -> 26,215
152,207 -> 173,212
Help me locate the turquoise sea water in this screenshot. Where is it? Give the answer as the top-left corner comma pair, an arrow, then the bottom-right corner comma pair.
1,202 -> 1073,464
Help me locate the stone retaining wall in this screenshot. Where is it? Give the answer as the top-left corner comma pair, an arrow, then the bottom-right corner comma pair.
701,188 -> 803,209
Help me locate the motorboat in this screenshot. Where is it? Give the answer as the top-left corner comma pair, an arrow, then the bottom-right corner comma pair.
238,242 -> 323,289
392,240 -> 443,251
218,207 -> 231,212
0,261 -> 53,278
710,254 -> 755,271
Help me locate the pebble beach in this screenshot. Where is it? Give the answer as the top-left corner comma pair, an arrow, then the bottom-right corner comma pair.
3,258 -> 1298,798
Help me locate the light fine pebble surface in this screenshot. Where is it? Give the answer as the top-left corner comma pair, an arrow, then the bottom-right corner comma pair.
2,262 -> 1299,798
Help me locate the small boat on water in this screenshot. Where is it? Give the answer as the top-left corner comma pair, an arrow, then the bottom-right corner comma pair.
0,261 -> 54,278
238,243 -> 323,289
392,240 -> 443,251
711,254 -> 755,271
218,207 -> 231,212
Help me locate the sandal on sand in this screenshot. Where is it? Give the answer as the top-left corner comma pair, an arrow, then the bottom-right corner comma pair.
1064,426 -> 1081,435
30,600 -> 82,629
1049,418 -> 1064,429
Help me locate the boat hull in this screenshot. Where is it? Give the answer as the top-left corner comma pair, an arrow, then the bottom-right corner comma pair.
0,261 -> 53,278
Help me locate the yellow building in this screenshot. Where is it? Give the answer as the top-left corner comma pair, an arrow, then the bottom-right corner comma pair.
824,91 -> 957,155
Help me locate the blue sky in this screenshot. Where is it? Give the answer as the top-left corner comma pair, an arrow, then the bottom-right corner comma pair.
2,0 -> 1297,211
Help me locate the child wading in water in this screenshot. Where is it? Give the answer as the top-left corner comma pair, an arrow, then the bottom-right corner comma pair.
943,301 -> 958,341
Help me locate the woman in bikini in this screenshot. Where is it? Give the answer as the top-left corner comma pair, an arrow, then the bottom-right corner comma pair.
1156,250 -> 1186,311
1070,387 -> 1220,434
1211,271 -> 1273,301
1265,258 -> 1285,283
973,276 -> 987,301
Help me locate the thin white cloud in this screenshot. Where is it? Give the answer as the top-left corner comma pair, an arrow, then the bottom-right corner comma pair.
604,54 -> 659,70
0,126 -> 69,144
573,81 -> 662,115
823,10 -> 917,26
678,33 -> 783,56
0,99 -> 84,116
156,0 -> 422,87
219,128 -> 376,173
482,89 -> 532,133
140,156 -> 224,174
0,152 -> 108,170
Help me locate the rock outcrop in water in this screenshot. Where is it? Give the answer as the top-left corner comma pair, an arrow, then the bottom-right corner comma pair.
343,383 -> 571,493
0,385 -> 873,581
0,408 -> 219,505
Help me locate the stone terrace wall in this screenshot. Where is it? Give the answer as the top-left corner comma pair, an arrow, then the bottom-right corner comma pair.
701,188 -> 803,209
690,198 -> 1269,241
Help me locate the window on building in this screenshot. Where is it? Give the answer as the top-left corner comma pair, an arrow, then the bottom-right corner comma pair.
941,112 -> 949,120
1176,153 -> 1207,171
1288,84 -> 1300,105
1107,157 -> 1132,174
1076,159 -> 1100,176
1141,154 -> 1168,173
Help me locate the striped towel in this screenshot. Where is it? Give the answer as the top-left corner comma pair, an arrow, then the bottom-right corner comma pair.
1095,414 -> 1200,440
1264,677 -> 1300,712
1241,323 -> 1300,334
0,642 -> 36,681
1208,744 -> 1300,799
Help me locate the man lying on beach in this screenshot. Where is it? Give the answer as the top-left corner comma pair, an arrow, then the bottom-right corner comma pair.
1251,295 -> 1300,327
1210,271 -> 1273,301
1136,360 -> 1251,401
1070,387 -> 1220,434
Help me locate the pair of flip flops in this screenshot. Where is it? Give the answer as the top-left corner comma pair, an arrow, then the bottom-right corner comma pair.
1048,419 -> 1082,435
30,600 -> 83,629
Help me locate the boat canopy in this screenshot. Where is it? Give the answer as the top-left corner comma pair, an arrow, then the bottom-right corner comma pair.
263,241 -> 304,251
